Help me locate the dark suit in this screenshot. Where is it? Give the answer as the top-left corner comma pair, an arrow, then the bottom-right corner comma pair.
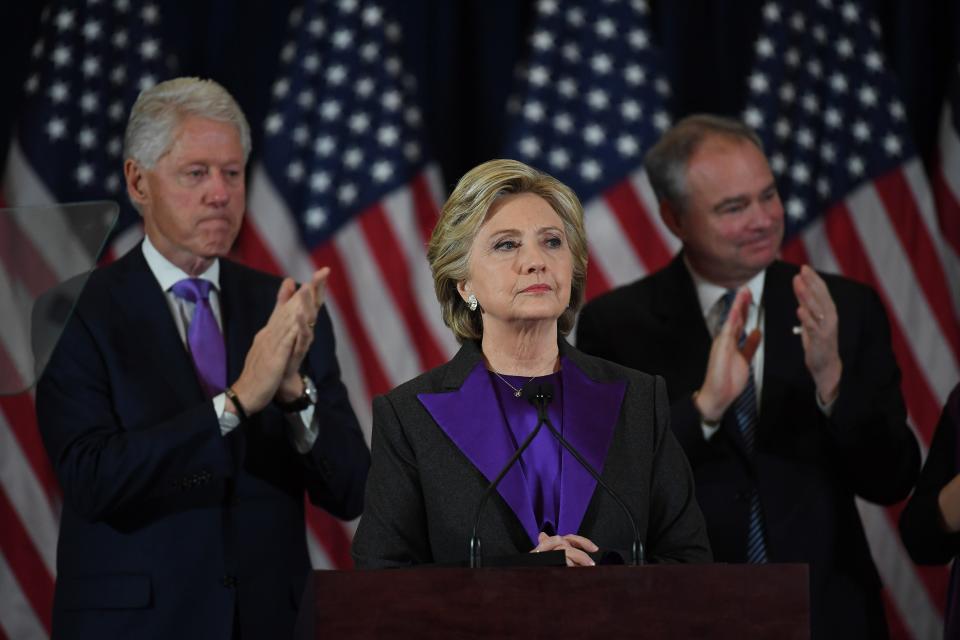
576,257 -> 920,640
351,338 -> 711,568
36,245 -> 370,640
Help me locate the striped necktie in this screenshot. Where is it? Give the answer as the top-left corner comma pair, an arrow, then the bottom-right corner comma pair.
716,290 -> 769,564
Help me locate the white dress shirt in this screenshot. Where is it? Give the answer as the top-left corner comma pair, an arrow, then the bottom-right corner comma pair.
141,236 -> 318,453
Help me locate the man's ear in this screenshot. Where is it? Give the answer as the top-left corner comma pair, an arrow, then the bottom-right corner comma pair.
124,159 -> 149,207
659,199 -> 684,240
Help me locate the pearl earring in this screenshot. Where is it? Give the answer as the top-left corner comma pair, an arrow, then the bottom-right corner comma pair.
467,294 -> 478,311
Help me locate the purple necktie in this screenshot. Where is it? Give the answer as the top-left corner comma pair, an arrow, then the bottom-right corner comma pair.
170,278 -> 226,398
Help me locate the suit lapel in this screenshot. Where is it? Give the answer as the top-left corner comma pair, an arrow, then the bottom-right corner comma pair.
218,260 -> 268,385
758,261 -> 805,437
417,345 -> 540,545
652,256 -> 715,393
556,353 -> 625,536
106,246 -> 206,408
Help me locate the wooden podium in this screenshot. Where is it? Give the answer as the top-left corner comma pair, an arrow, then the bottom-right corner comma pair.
295,563 -> 809,639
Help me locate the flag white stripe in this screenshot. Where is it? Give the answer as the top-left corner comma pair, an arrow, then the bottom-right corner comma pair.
3,141 -> 95,279
0,410 -> 57,576
0,552 -> 47,640
798,218 -> 842,274
902,159 -> 960,321
247,165 -> 319,282
381,185 -> 458,361
306,527 -> 334,570
857,499 -> 944,639
846,183 -> 960,403
424,164 -> 447,214
584,198 -> 647,287
0,269 -> 35,387
322,296 -> 372,441
799,223 -> 930,457
334,223 -> 420,388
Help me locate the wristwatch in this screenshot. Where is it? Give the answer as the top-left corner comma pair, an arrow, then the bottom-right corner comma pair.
277,374 -> 318,412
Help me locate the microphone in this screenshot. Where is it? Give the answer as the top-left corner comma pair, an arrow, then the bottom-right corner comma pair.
524,383 -> 645,566
467,384 -> 550,568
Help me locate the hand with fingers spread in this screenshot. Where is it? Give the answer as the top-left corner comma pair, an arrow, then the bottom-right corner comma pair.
694,287 -> 762,423
792,265 -> 842,404
228,267 -> 331,415
531,532 -> 599,567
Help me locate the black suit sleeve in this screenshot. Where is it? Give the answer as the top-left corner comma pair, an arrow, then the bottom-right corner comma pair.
36,307 -> 234,522
646,376 -> 713,563
298,306 -> 370,520
351,393 -> 431,568
899,385 -> 960,565
827,286 -> 920,504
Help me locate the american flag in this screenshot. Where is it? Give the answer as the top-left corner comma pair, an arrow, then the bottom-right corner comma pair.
505,0 -> 680,298
744,2 -> 960,636
232,0 -> 455,569
0,1 -> 171,636
508,0 -> 959,638
0,0 -> 453,634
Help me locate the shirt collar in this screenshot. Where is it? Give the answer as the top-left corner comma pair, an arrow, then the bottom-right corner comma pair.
683,255 -> 766,320
141,234 -> 220,293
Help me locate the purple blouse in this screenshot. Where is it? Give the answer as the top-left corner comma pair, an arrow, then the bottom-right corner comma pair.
489,371 -> 563,536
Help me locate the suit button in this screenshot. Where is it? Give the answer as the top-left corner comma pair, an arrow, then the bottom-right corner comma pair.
221,575 -> 237,588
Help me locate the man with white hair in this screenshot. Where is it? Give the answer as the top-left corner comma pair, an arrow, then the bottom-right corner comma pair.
37,77 -> 370,639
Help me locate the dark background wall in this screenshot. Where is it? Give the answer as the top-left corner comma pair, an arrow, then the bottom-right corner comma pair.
0,1 -> 955,191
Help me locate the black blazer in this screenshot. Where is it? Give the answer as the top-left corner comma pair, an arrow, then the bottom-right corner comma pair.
36,245 -> 370,640
351,338 -> 711,568
577,257 -> 920,640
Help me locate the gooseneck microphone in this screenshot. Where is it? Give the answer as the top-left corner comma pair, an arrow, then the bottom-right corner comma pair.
525,383 -> 645,566
468,385 -> 550,568
468,382 -> 645,567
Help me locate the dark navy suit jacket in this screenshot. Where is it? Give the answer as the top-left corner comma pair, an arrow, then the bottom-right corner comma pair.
577,257 -> 920,640
36,245 -> 370,640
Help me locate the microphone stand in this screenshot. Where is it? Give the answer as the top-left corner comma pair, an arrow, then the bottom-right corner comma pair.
467,385 -> 551,568
530,383 -> 645,566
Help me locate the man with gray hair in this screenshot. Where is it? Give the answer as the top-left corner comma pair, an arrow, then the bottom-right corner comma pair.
577,114 -> 919,639
37,77 -> 370,639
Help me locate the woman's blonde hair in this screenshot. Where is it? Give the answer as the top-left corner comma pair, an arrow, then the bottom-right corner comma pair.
428,159 -> 588,342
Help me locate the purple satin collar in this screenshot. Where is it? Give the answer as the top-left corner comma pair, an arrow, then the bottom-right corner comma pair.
417,357 -> 626,546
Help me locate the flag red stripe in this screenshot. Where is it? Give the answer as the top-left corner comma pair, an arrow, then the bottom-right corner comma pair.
932,161 -> 960,259
873,169 -> 960,360
359,205 -> 447,371
823,204 -> 941,439
0,394 -> 59,504
583,248 -> 611,303
305,507 -> 353,569
882,587 -> 913,640
780,236 -> 811,266
232,222 -> 284,277
0,326 -> 59,502
0,216 -> 59,297
603,182 -> 673,274
0,488 -> 53,634
312,242 -> 392,398
411,172 -> 440,245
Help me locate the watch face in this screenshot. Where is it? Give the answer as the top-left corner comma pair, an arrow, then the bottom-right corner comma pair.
304,377 -> 318,404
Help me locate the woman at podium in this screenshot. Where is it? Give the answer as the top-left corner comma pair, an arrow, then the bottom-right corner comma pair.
352,159 -> 711,568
